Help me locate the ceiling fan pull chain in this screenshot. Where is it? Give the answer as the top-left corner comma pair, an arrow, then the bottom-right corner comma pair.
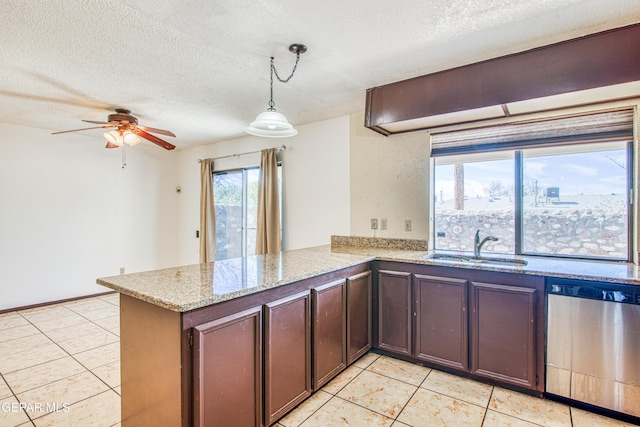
122,142 -> 127,168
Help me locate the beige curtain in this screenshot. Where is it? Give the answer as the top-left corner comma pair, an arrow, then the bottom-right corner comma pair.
256,148 -> 281,254
199,160 -> 216,263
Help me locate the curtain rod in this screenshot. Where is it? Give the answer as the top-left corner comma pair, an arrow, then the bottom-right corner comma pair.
197,145 -> 287,163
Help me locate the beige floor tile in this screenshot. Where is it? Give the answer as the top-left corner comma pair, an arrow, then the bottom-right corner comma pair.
72,342 -> 120,370
113,386 -> 121,396
77,307 -> 119,322
3,356 -> 87,394
0,343 -> 68,374
571,407 -> 635,427
0,395 -> 32,426
397,387 -> 486,427
0,375 -> 12,399
0,334 -> 53,359
92,315 -> 119,331
421,369 -> 493,407
98,294 -> 119,306
489,388 -> 570,427
483,410 -> 543,426
352,352 -> 381,369
55,331 -> 118,355
321,365 -> 363,395
0,324 -> 42,343
337,370 -> 417,418
29,314 -> 90,333
299,396 -> 393,427
0,315 -> 29,331
33,389 -> 120,427
91,361 -> 120,389
43,322 -> 107,343
391,422 -> 410,427
16,371 -> 108,419
367,355 -> 431,386
108,327 -> 119,337
19,306 -> 76,323
64,300 -> 114,315
279,390 -> 332,427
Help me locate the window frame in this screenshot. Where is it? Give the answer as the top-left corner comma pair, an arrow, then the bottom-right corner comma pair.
431,140 -> 633,262
212,163 -> 283,261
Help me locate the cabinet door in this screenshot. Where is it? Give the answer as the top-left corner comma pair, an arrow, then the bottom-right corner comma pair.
346,270 -> 372,364
470,281 -> 537,389
264,291 -> 312,425
377,270 -> 412,356
312,280 -> 347,390
193,307 -> 263,427
415,274 -> 468,370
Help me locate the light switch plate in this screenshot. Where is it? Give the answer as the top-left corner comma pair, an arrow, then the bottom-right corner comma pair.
371,218 -> 378,230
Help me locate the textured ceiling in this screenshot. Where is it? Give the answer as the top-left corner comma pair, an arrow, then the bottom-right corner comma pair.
1,0 -> 639,149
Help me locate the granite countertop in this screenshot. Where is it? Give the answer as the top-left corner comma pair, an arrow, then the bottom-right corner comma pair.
97,239 -> 640,313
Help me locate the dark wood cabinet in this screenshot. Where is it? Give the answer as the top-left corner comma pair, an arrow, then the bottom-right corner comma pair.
346,271 -> 372,364
470,281 -> 538,389
312,280 -> 347,390
264,291 -> 312,425
193,307 -> 263,427
377,269 -> 412,356
414,274 -> 468,370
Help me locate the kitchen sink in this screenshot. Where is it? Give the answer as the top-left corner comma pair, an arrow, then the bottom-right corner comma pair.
426,253 -> 528,267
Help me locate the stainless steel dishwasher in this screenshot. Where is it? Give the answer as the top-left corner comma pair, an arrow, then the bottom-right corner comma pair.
546,278 -> 640,418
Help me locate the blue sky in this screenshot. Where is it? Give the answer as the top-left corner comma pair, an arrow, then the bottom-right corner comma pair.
435,148 -> 627,200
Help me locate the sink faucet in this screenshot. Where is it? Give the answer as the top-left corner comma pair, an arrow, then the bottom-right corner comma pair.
474,229 -> 498,258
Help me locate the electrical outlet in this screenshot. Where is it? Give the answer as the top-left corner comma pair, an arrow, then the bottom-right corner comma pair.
371,218 -> 378,230
119,267 -> 125,275
380,218 -> 387,230
404,220 -> 412,232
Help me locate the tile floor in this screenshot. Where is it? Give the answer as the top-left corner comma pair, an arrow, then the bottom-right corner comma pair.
0,294 -> 635,426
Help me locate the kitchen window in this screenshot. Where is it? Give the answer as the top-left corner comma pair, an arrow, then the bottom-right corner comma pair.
213,165 -> 282,260
431,109 -> 633,261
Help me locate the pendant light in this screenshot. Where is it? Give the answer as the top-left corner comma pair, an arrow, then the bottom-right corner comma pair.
246,44 -> 307,138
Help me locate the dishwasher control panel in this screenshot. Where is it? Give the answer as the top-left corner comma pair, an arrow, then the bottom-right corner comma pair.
547,277 -> 640,305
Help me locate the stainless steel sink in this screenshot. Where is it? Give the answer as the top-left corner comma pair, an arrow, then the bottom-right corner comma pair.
426,253 -> 528,267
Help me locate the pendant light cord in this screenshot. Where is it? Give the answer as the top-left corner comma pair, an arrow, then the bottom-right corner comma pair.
268,52 -> 301,110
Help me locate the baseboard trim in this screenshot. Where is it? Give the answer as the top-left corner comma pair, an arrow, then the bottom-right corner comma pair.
0,291 -> 117,315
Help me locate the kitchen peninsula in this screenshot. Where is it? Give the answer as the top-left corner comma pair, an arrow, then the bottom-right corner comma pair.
98,238 -> 640,427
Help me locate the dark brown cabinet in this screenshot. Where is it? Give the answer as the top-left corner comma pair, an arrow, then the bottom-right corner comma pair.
414,274 -> 468,371
264,291 -> 312,426
470,281 -> 538,389
346,271 -> 372,364
312,280 -> 347,390
373,262 -> 544,393
193,307 -> 263,427
377,269 -> 412,356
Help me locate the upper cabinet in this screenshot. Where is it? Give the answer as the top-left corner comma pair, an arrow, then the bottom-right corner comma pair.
365,23 -> 640,135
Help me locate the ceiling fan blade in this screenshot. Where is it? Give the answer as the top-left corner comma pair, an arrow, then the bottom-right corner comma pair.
137,126 -> 176,137
82,120 -> 111,125
131,128 -> 176,150
52,125 -> 114,135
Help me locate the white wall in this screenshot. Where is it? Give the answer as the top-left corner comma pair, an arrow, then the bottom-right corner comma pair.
349,112 -> 431,240
177,116 -> 351,265
0,123 -> 179,310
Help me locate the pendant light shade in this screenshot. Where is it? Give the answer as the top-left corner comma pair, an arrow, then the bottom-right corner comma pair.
246,43 -> 306,138
246,109 -> 297,137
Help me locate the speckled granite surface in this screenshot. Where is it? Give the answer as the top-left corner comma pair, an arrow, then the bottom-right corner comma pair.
331,235 -> 429,251
98,242 -> 640,313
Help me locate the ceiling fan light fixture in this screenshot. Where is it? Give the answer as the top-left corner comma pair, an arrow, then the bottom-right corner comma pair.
104,130 -> 124,147
246,109 -> 297,137
124,132 -> 142,146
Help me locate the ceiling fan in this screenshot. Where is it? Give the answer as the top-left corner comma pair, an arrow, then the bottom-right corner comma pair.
52,108 -> 176,150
